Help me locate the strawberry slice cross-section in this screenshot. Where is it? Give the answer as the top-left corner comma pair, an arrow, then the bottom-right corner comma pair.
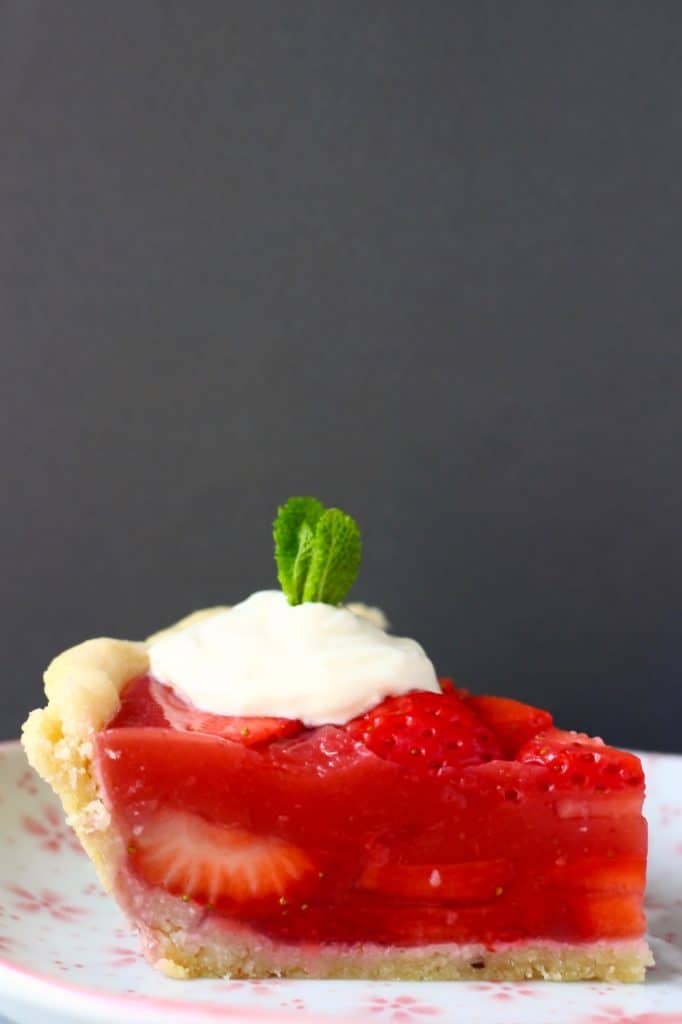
131,808 -> 315,910
109,675 -> 304,747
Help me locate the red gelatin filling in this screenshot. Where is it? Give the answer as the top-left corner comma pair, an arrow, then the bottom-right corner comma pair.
96,675 -> 647,948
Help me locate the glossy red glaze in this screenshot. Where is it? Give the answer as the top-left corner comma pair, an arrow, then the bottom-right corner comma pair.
97,676 -> 647,947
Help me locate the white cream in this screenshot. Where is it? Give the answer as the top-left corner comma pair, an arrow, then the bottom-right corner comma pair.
148,590 -> 439,726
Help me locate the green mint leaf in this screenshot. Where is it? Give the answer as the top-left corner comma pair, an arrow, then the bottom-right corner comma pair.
273,498 -> 362,606
302,508 -> 362,605
273,497 -> 325,604
291,520 -> 316,603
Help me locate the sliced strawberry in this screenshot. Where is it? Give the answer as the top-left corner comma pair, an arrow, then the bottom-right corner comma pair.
345,691 -> 503,778
546,854 -> 646,894
149,678 -> 303,747
517,728 -> 644,792
464,695 -> 553,757
358,857 -> 513,903
132,807 -> 314,908
572,892 -> 646,939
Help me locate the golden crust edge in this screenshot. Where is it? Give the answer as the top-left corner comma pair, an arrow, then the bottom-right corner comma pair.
21,637 -> 148,893
23,606 -> 231,752
20,609 -> 228,892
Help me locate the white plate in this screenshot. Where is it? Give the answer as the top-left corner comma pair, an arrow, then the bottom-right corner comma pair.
0,740 -> 681,1024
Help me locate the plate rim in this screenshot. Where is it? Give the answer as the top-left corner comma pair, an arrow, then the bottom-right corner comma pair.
0,957 -> 354,1024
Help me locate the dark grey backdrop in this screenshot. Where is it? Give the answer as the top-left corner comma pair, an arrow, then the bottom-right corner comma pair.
2,2 -> 681,750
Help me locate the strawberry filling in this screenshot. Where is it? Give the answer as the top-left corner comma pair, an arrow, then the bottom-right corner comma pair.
96,676 -> 647,948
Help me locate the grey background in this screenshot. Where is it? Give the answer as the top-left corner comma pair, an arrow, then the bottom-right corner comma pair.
1,2 -> 680,751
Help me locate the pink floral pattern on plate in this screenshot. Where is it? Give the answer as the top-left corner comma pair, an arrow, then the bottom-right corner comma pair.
21,803 -> 84,855
5,884 -> 84,922
0,740 -> 680,1024
362,993 -> 441,1020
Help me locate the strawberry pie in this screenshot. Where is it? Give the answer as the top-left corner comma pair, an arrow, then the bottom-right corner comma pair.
22,498 -> 652,981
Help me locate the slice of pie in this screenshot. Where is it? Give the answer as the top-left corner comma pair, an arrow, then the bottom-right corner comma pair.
22,498 -> 652,982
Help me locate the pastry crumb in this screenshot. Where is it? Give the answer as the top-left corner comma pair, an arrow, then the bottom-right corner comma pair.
155,957 -> 190,979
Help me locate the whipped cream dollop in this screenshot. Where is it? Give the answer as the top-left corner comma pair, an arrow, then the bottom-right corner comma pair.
148,590 -> 439,726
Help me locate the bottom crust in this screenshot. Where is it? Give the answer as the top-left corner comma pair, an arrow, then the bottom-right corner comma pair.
144,925 -> 653,983
124,884 -> 653,983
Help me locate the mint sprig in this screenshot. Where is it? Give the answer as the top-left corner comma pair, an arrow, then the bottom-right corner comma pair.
273,497 -> 325,603
274,497 -> 362,606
